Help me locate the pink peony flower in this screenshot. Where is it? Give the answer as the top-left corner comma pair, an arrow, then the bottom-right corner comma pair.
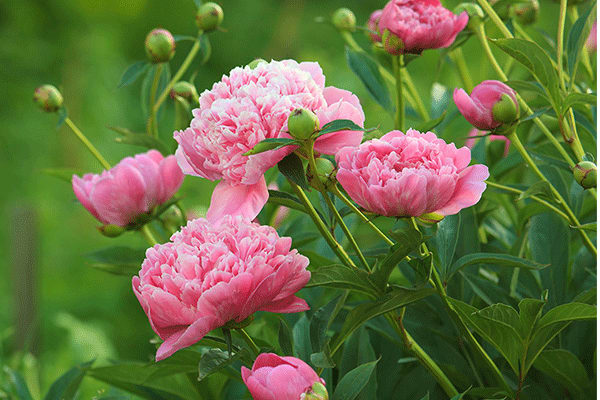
453,80 -> 519,131
132,216 -> 311,361
378,0 -> 468,55
586,22 -> 597,52
465,128 -> 510,157
174,60 -> 364,223
72,150 -> 183,227
242,353 -> 326,400
336,129 -> 489,218
367,9 -> 383,43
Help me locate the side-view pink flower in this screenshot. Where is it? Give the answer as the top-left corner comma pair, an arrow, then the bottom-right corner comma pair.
72,150 -> 183,227
174,59 -> 364,223
336,129 -> 489,218
465,128 -> 510,157
586,22 -> 597,52
242,353 -> 326,400
378,0 -> 468,55
132,216 -> 311,361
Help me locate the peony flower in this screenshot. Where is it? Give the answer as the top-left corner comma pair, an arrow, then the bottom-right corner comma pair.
132,216 -> 311,361
72,150 -> 183,227
336,129 -> 489,218
586,22 -> 597,52
242,353 -> 326,400
367,9 -> 383,43
465,128 -> 510,157
453,80 -> 519,131
174,60 -> 364,223
378,0 -> 468,55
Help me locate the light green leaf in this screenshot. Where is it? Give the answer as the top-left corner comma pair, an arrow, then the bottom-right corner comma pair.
414,111 -> 447,132
333,360 -> 379,400
84,246 -> 146,276
317,119 -> 365,137
243,138 -> 298,156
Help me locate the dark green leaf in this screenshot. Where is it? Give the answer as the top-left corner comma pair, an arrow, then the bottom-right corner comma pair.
448,252 -> 548,280
506,80 -> 550,101
278,153 -> 309,189
197,349 -> 244,381
310,295 -> 343,353
306,264 -> 379,296
371,225 -> 422,290
407,254 -> 433,287
292,315 -> 312,362
533,349 -> 590,395
42,167 -> 85,183
345,47 -> 393,112
519,107 -> 553,123
435,213 -> 461,279
566,3 -> 596,77
267,190 -> 307,214
84,246 -> 146,276
110,126 -> 171,156
311,347 -> 336,368
562,92 -> 597,114
570,222 -> 597,232
414,111 -> 447,132
44,360 -> 94,400
278,318 -> 294,356
4,368 -> 34,400
243,138 -> 298,156
317,119 -> 365,137
118,61 -> 150,88
518,297 -> 546,339
332,360 -> 379,400
515,181 -> 554,201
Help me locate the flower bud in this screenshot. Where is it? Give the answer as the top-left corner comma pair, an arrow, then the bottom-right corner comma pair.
454,3 -> 484,31
34,84 -> 63,112
170,81 -> 199,102
332,8 -> 356,32
161,204 -> 185,232
303,382 -> 329,400
287,108 -> 319,140
417,212 -> 445,225
196,2 -> 224,32
454,80 -> 519,131
309,158 -> 336,190
513,0 -> 539,26
98,224 -> 126,238
492,94 -> 519,125
145,28 -> 175,64
573,161 -> 597,189
382,29 -> 404,55
247,58 -> 267,69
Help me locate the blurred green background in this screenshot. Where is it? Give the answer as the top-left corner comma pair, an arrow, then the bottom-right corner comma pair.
0,0 -> 581,398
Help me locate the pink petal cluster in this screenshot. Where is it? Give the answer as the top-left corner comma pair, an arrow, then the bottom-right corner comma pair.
453,80 -> 518,131
465,128 -> 510,157
378,0 -> 468,55
586,22 -> 597,52
132,216 -> 311,361
336,129 -> 489,217
242,353 -> 325,400
72,150 -> 183,227
174,60 -> 364,223
367,9 -> 383,43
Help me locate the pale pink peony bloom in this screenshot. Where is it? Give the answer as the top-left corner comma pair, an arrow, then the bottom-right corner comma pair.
132,216 -> 311,361
586,22 -> 597,52
453,80 -> 518,131
336,129 -> 489,218
465,128 -> 510,157
367,9 -> 383,43
72,150 -> 183,227
242,353 -> 325,400
174,60 -> 364,223
378,0 -> 468,55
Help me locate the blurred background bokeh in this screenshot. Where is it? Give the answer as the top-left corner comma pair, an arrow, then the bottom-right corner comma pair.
0,0 -> 579,398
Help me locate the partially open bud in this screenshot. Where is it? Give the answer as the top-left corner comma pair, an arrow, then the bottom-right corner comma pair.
366,9 -> 383,43
302,382 -> 329,400
287,108 -> 319,140
382,29 -> 404,55
454,80 -> 519,131
573,161 -> 597,189
332,8 -> 356,32
492,94 -> 519,125
145,28 -> 175,64
247,58 -> 267,69
170,81 -> 199,102
34,84 -> 63,113
417,212 -> 445,225
454,3 -> 484,31
309,158 -> 336,190
196,2 -> 224,32
513,0 -> 539,26
98,224 -> 126,238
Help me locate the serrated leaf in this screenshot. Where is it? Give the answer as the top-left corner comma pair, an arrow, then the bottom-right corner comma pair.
278,153 -> 309,189
345,47 -> 393,112
278,318 -> 294,356
44,360 -> 94,400
534,349 -> 590,395
306,264 -> 379,296
316,119 -> 365,137
448,252 -> 547,280
118,61 -> 150,88
243,138 -> 298,156
42,167 -> 85,183
110,126 -> 171,155
333,360 -> 379,400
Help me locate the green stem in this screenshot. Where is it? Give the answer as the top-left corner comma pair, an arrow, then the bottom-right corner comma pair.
401,68 -> 430,120
147,63 -> 164,138
558,0 -> 568,93
237,328 -> 260,356
64,118 -> 111,170
141,224 -> 160,246
450,47 -> 474,92
476,0 -> 514,38
393,55 -> 405,131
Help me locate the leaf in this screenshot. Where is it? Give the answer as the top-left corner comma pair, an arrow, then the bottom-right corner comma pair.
519,107 -> 553,123
306,264 -> 379,296
110,126 -> 171,156
173,96 -> 192,132
518,297 -> 546,339
515,181 -> 554,201
267,190 -> 306,213
44,360 -> 94,400
414,111 -> 447,132
448,252 -> 548,280
84,246 -> 146,276
197,35 -> 212,66
243,138 -> 298,156
533,349 -> 590,395
505,80 -> 550,101
562,92 -> 597,114
310,295 -> 343,353
292,315 -> 312,362
408,254 -> 433,287
311,347 -> 336,368
4,367 -> 34,400
566,2 -> 596,77
278,318 -> 294,356
345,47 -> 393,112
197,349 -> 245,381
434,213 -> 461,279
173,35 -> 197,42
332,360 -> 379,400
118,61 -> 150,88
316,119 -> 365,137
570,222 -> 597,232
42,167 -> 85,183
278,153 -> 309,189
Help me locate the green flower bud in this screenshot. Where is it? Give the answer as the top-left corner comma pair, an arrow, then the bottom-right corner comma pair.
196,2 -> 224,32
98,224 -> 126,238
287,108 -> 319,140
309,158 -> 336,190
34,84 -> 63,113
332,8 -> 356,32
170,81 -> 199,102
454,3 -> 484,30
303,382 -> 329,400
573,161 -> 597,189
513,0 -> 539,26
161,204 -> 186,232
247,58 -> 267,69
382,29 -> 404,55
145,28 -> 175,64
492,94 -> 519,125
417,212 -> 445,225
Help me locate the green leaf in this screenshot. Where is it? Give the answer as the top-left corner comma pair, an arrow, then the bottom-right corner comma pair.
407,254 -> 433,287
173,96 -> 192,132
292,315 -> 312,362
306,264 -> 379,296
505,80 -> 550,102
414,111 -> 447,132
448,252 -> 548,280
518,297 -> 546,339
435,213 -> 461,279
243,138 -> 298,156
4,367 -> 34,400
310,295 -> 343,353
173,35 -> 197,42
267,190 -> 306,213
566,2 -> 596,77
311,347 -> 336,368
515,181 -> 554,201
333,360 -> 379,400
570,222 -> 597,232
345,47 -> 393,112
42,167 -> 85,183
44,360 -> 94,400
562,92 -> 597,114
533,349 -> 590,395
110,126 -> 171,156
278,318 -> 294,356
197,348 -> 245,381
197,35 -> 212,66
84,246 -> 146,276
118,61 -> 150,88
278,153 -> 309,189
317,119 -> 365,137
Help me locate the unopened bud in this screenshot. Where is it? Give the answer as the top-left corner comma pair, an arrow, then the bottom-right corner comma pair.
145,28 -> 175,64
161,205 -> 185,232
454,3 -> 484,30
332,8 -> 356,32
98,224 -> 126,238
287,108 -> 319,140
382,29 -> 404,55
309,158 -> 336,190
417,212 -> 445,225
170,81 -> 198,102
248,58 -> 267,69
302,382 -> 329,400
513,0 -> 539,26
34,84 -> 63,113
573,161 -> 597,189
196,2 -> 224,32
492,94 -> 519,126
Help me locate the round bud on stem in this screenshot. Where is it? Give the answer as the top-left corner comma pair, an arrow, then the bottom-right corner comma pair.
573,161 -> 597,189
196,2 -> 224,32
332,8 -> 356,32
382,29 -> 404,55
303,382 -> 329,400
492,93 -> 519,126
170,81 -> 199,102
98,224 -> 126,238
145,28 -> 175,64
309,158 -> 336,190
454,3 -> 484,31
34,84 -> 63,112
287,108 -> 319,140
513,0 -> 539,26
247,58 -> 267,69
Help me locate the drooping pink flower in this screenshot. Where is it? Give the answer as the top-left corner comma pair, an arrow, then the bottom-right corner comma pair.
378,0 -> 468,55
465,128 -> 510,157
586,22 -> 597,52
174,60 -> 364,223
336,129 -> 489,218
132,216 -> 311,361
367,9 -> 383,43
72,150 -> 183,227
453,80 -> 519,131
242,353 -> 326,400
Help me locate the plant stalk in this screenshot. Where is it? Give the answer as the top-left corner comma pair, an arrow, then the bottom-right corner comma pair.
64,118 -> 111,170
